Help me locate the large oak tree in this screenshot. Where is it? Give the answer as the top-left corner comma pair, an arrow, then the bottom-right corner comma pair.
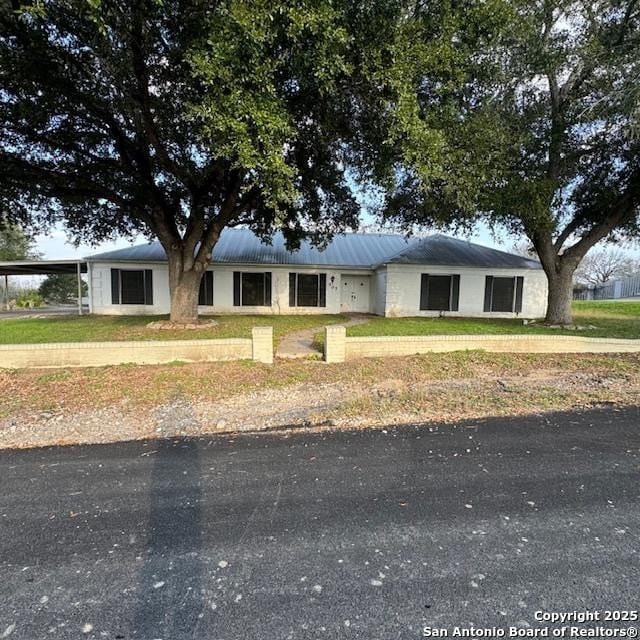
379,0 -> 640,324
0,0 -> 394,322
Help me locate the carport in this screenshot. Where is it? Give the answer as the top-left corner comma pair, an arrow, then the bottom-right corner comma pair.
0,259 -> 88,315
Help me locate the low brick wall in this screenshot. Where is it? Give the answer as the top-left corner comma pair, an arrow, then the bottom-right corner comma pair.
324,326 -> 640,362
0,327 -> 273,369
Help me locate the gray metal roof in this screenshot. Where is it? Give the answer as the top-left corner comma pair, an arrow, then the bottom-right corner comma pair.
86,229 -> 416,268
86,229 -> 541,270
385,234 -> 542,269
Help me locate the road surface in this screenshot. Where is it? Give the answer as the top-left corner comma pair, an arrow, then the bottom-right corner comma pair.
1,406 -> 639,639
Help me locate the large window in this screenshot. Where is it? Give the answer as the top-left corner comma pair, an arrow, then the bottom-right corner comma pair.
233,272 -> 272,306
420,274 -> 460,311
484,276 -> 524,313
110,269 -> 153,305
198,271 -> 214,306
289,273 -> 327,307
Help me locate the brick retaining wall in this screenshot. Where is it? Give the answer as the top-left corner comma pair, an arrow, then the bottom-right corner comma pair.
0,327 -> 273,368
324,326 -> 640,362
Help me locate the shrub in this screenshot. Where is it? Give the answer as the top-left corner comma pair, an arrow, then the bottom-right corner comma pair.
15,291 -> 45,308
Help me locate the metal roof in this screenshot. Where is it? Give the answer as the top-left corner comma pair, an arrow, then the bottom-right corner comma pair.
0,259 -> 87,276
86,229 -> 416,268
86,229 -> 541,270
385,234 -> 542,269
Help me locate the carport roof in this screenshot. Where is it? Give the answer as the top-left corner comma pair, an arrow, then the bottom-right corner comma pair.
0,259 -> 87,276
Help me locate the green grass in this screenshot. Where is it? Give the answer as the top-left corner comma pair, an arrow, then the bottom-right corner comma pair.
345,300 -> 640,340
1,301 -> 638,347
0,313 -> 347,346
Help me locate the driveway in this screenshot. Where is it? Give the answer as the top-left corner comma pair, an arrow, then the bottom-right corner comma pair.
0,305 -> 87,320
0,406 -> 639,639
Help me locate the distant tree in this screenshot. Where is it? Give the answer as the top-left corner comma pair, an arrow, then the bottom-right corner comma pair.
510,240 -> 537,259
574,248 -> 638,286
39,274 -> 88,303
0,216 -> 39,261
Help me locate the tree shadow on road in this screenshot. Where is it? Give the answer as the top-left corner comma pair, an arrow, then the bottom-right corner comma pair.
132,437 -> 204,638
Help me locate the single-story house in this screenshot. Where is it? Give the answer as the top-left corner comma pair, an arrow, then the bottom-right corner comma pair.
85,230 -> 548,318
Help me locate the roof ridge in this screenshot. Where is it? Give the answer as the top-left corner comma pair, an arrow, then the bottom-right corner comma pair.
392,233 -> 540,265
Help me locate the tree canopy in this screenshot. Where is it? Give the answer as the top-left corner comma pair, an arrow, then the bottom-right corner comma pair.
0,216 -> 39,261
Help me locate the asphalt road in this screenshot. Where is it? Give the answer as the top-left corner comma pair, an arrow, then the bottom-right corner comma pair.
1,406 -> 639,640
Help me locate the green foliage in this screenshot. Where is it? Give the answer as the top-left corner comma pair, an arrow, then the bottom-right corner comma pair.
1,0 -> 422,320
38,274 -> 88,303
14,291 -> 45,308
187,1 -> 354,218
0,217 -> 39,260
0,0 -> 392,250
377,0 -> 640,248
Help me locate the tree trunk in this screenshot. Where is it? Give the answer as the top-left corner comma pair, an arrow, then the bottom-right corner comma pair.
166,248 -> 205,324
544,265 -> 576,325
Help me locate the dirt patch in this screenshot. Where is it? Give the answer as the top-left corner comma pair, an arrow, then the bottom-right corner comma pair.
146,320 -> 219,331
1,361 -> 639,449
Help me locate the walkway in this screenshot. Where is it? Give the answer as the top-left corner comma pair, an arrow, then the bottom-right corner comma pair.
276,313 -> 372,359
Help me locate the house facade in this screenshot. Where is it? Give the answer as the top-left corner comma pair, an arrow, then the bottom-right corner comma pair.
86,230 -> 548,318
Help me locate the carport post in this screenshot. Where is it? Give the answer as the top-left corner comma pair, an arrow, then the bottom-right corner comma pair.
77,262 -> 83,316
3,275 -> 8,311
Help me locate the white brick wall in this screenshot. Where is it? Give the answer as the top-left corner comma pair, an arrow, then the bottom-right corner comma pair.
90,262 -> 357,315
383,264 -> 548,319
89,260 -> 548,318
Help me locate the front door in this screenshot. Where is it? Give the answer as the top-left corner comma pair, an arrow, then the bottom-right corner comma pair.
340,275 -> 370,313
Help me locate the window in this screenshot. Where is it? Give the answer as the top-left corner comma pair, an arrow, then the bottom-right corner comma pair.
233,272 -> 272,306
110,269 -> 153,305
198,271 -> 214,306
484,276 -> 524,313
420,274 -> 460,311
289,273 -> 327,307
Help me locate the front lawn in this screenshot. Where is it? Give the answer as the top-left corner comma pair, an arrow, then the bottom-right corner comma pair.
0,313 -> 347,346
346,300 -> 640,340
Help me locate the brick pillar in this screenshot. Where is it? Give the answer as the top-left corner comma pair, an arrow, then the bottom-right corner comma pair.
324,325 -> 346,363
252,326 -> 273,364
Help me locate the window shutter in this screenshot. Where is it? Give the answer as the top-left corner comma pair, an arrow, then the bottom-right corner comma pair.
198,274 -> 206,306
319,274 -> 327,307
199,272 -> 214,306
451,275 -> 460,312
289,273 -> 296,307
264,272 -> 272,306
419,274 -> 430,310
515,276 -> 524,313
110,269 -> 120,304
484,276 -> 494,312
144,270 -> 153,305
233,272 -> 241,306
